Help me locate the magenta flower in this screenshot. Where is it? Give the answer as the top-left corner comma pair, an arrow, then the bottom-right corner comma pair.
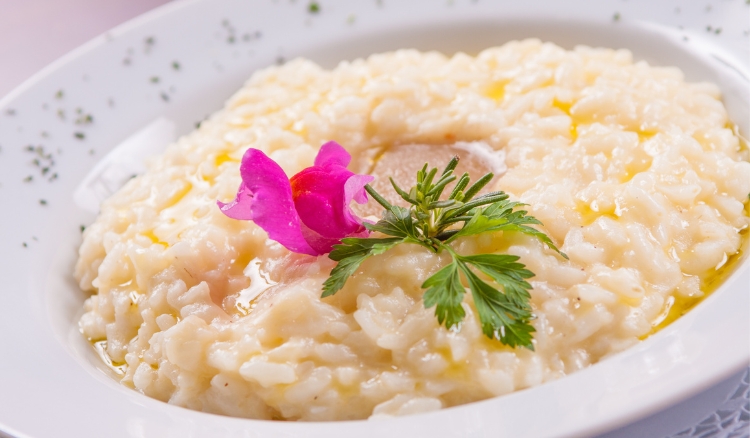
217,141 -> 373,256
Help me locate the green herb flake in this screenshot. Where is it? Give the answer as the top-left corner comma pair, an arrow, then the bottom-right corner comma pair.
308,2 -> 320,13
74,132 -> 85,140
322,157 -> 566,349
75,114 -> 93,125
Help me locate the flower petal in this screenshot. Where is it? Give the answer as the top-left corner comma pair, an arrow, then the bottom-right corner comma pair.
218,149 -> 318,255
345,174 -> 375,206
217,182 -> 254,220
299,221 -> 342,254
218,142 -> 373,257
314,141 -> 351,168
291,166 -> 360,237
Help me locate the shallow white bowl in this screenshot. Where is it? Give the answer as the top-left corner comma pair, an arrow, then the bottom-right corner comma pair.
0,1 -> 747,437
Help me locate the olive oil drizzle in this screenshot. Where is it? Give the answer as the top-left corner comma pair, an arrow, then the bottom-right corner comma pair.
649,230 -> 748,335
650,124 -> 749,335
92,340 -> 127,376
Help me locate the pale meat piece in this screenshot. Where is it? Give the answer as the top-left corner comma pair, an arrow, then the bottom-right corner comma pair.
354,142 -> 499,218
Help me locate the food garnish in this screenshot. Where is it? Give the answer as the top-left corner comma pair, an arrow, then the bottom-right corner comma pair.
323,155 -> 567,350
220,142 -> 566,350
218,141 -> 373,256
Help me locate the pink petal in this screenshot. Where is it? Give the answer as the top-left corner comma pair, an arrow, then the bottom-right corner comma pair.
314,141 -> 351,168
345,174 -> 374,206
299,222 -> 342,254
218,142 -> 373,257
217,182 -> 254,220
294,143 -> 372,236
291,166 -> 359,237
217,149 -> 319,256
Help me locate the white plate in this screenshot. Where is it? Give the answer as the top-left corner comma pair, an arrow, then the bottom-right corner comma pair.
0,1 -> 748,437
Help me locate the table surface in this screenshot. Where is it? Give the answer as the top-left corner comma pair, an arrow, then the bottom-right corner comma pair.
0,0 -> 172,99
0,1 -> 747,437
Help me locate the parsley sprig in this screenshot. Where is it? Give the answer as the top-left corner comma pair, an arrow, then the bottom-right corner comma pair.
322,157 -> 567,349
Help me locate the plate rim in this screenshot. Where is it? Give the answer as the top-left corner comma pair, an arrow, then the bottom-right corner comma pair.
1,1 -> 749,437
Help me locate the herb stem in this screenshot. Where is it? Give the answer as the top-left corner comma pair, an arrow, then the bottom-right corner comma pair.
364,184 -> 392,210
327,158 -> 562,350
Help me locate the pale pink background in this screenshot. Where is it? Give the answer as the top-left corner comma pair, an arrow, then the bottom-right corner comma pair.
0,0 -> 172,99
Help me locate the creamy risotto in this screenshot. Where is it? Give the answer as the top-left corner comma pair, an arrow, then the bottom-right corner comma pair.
75,40 -> 750,421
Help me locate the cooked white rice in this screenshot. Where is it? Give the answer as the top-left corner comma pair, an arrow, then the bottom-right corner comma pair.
75,39 -> 750,421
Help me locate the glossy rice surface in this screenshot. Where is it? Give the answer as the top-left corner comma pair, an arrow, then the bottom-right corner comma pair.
75,40 -> 750,420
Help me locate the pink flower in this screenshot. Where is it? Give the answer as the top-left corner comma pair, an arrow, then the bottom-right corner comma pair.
217,141 -> 373,256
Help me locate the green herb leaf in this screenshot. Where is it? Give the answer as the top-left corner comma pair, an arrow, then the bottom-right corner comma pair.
390,177 -> 419,205
457,254 -> 533,310
456,259 -> 535,349
447,172 -> 470,200
324,156 -> 563,349
322,237 -> 404,297
328,237 -> 404,261
422,262 -> 466,329
447,201 -> 568,259
462,172 -> 494,202
364,205 -> 419,239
